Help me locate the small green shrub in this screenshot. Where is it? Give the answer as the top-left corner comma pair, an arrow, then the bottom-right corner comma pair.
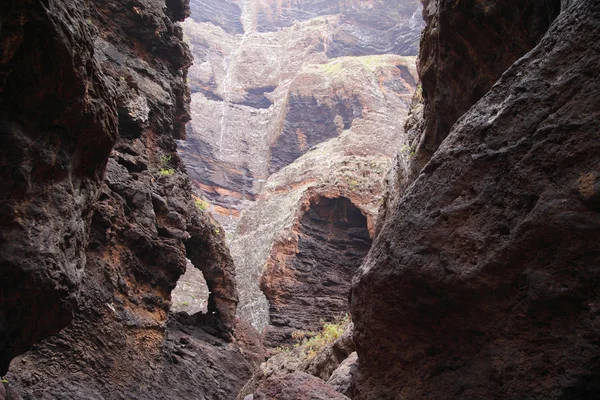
157,154 -> 175,176
301,320 -> 347,359
159,168 -> 175,176
194,199 -> 208,211
415,84 -> 423,102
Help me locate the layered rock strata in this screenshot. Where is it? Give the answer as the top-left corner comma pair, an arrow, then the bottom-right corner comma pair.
260,196 -> 371,345
179,0 -> 421,337
180,0 -> 423,226
351,1 -> 600,398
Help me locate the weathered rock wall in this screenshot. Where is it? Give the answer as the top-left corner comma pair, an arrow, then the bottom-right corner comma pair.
260,196 -> 371,346
0,0 -> 118,374
405,0 -> 561,184
351,1 -> 600,398
180,0 -> 421,336
180,0 -> 423,226
1,0 -> 255,398
230,56 -> 418,333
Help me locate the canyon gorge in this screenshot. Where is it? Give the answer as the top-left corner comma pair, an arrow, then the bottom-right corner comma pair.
1,0 -> 599,400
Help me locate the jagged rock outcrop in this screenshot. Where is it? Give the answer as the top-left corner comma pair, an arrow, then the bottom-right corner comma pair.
238,319 -> 355,398
1,0 -> 255,398
351,1 -> 600,399
251,371 -> 350,400
327,351 -> 358,398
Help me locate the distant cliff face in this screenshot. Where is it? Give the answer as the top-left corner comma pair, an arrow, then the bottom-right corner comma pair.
351,1 -> 600,398
1,0 -> 256,398
180,0 -> 421,338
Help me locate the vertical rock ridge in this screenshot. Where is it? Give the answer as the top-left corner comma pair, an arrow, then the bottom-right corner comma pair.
351,1 -> 600,398
2,0 -> 253,398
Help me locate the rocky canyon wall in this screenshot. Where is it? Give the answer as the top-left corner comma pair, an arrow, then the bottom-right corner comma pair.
1,0 -> 257,398
351,0 -> 600,399
179,0 -> 422,340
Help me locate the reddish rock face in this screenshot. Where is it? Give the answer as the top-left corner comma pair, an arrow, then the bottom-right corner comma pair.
351,1 -> 600,398
252,371 -> 350,400
261,196 -> 371,346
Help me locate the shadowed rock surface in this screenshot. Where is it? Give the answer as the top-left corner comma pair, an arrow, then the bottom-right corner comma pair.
260,196 -> 371,346
0,0 -> 118,374
252,371 -> 350,400
404,0 -> 562,183
351,1 -> 600,398
1,0 -> 258,398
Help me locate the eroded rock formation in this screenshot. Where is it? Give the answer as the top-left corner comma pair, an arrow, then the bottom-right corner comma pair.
260,196 -> 371,346
179,0 -> 421,339
180,0 -> 422,225
351,1 -> 600,398
0,0 -> 117,374
1,0 -> 255,398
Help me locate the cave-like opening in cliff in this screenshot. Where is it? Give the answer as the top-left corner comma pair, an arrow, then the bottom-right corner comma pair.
261,195 -> 372,346
171,259 -> 209,315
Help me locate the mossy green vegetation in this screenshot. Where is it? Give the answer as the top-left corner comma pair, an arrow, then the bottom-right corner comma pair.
194,198 -> 209,211
274,314 -> 351,360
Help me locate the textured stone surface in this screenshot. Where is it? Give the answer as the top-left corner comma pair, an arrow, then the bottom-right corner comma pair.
260,197 -> 371,346
180,0 -> 420,334
0,0 -> 118,374
238,320 -> 355,398
2,0 -> 255,398
327,351 -> 358,397
252,371 -> 350,400
6,314 -> 256,400
351,1 -> 600,399
406,0 -> 561,182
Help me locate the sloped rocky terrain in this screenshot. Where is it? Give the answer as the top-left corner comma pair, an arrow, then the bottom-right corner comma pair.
351,0 -> 600,398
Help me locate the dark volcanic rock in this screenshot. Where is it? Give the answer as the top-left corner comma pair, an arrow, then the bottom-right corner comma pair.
252,371 -> 350,400
327,351 -> 358,398
261,196 -> 371,346
238,320 -> 355,398
408,0 -> 561,178
0,0 -> 117,374
351,1 -> 600,399
2,0 -> 251,398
